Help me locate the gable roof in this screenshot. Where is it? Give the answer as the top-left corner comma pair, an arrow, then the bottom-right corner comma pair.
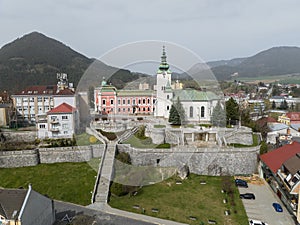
260,141 -> 300,173
0,188 -> 27,220
47,103 -> 75,114
173,89 -> 219,101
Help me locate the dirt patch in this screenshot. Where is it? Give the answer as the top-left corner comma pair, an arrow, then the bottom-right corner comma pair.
235,174 -> 265,185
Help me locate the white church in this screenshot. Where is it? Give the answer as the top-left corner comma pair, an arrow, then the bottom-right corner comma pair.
154,47 -> 220,124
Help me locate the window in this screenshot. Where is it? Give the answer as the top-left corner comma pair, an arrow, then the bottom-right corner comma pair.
143,99 -> 146,104
148,107 -> 150,111
167,105 -> 170,110
190,106 -> 193,118
62,124 -> 68,129
143,108 -> 145,111
110,99 -> 114,104
64,131 -> 68,134
201,106 -> 205,118
123,99 -> 126,104
128,99 -> 130,104
128,108 -> 130,112
118,108 -> 121,112
118,99 -> 120,104
62,115 -> 68,120
102,99 -> 106,105
39,124 -> 46,129
167,95 -> 169,99
51,116 -> 57,120
133,99 -> 136,105
147,99 -> 150,104
123,108 -> 125,112
138,99 -> 141,104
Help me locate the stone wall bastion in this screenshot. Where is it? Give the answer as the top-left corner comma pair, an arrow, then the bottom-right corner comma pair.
117,144 -> 260,176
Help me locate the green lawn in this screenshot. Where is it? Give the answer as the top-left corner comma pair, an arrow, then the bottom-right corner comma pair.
0,160 -> 98,205
75,133 -> 102,146
109,174 -> 248,225
123,135 -> 157,148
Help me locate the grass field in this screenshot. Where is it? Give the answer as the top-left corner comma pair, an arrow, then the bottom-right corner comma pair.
109,174 -> 248,225
0,159 -> 98,205
231,74 -> 300,84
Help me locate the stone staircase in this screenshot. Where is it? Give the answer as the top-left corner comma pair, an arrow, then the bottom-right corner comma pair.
93,142 -> 116,206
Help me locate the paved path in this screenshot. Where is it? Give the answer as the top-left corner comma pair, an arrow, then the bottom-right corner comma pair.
94,142 -> 116,206
89,203 -> 187,225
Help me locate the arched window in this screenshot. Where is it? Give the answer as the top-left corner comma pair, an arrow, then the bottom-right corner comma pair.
201,106 -> 205,118
190,106 -> 193,118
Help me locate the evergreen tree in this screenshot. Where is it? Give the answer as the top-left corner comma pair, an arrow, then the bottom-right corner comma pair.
225,97 -> 239,125
272,100 -> 276,110
168,97 -> 185,125
211,101 -> 226,127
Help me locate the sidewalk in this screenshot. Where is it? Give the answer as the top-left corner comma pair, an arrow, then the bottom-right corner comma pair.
88,203 -> 188,225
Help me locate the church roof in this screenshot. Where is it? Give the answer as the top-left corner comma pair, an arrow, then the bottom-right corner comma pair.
173,89 -> 220,101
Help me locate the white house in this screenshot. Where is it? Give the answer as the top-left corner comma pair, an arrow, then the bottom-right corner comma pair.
37,102 -> 77,139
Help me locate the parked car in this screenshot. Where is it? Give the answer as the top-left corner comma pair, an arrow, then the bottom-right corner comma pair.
272,202 -> 283,212
249,219 -> 268,225
235,179 -> 248,188
240,193 -> 255,199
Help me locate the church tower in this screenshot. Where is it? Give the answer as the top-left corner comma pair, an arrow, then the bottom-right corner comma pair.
155,46 -> 173,118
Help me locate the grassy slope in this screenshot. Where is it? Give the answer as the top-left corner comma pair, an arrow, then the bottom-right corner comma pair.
109,174 -> 248,225
0,160 -> 98,205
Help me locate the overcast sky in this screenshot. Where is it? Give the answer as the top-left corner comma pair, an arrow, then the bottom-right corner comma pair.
1,0 -> 300,62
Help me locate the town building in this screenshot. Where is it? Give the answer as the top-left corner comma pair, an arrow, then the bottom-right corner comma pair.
0,91 -> 12,127
11,73 -> 75,124
0,185 -> 54,225
94,47 -> 220,124
260,142 -> 300,223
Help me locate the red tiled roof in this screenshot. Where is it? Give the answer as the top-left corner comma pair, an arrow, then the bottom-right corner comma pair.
260,142 -> 300,173
286,112 -> 300,121
14,85 -> 57,95
47,103 -> 75,114
55,88 -> 75,96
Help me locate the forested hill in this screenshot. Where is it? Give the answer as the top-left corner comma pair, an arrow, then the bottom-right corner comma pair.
0,32 -> 145,93
211,46 -> 300,80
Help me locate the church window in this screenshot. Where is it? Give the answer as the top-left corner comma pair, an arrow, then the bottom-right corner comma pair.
167,95 -> 169,99
201,106 -> 205,117
190,106 -> 193,118
167,105 -> 170,110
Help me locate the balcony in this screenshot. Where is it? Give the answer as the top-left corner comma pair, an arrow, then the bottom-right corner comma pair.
50,119 -> 59,124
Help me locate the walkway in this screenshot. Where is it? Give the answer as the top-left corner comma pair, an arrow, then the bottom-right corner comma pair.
89,126 -> 187,224
94,142 -> 116,207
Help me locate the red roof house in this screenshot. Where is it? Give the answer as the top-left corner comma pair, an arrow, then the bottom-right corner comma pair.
260,141 -> 300,173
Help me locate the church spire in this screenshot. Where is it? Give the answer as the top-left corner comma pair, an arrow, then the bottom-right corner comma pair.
159,46 -> 169,71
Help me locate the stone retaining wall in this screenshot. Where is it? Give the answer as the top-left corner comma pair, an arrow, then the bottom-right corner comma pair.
117,144 -> 260,176
0,144 -> 105,168
2,131 -> 37,143
0,149 -> 39,168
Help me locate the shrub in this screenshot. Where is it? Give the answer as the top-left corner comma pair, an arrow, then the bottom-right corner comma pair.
156,143 -> 171,148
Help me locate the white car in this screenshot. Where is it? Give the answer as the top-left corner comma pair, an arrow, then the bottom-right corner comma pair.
249,219 -> 269,225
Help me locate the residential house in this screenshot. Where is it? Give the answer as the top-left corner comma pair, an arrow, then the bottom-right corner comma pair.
37,103 -> 77,139
0,185 -> 54,225
260,142 -> 300,223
